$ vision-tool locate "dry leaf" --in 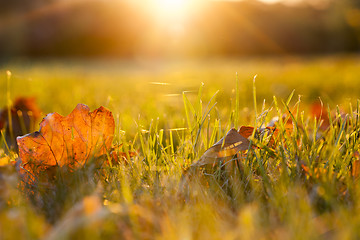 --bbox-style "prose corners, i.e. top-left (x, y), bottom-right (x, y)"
top-left (17, 104), bottom-right (115, 183)
top-left (192, 128), bottom-right (250, 167)
top-left (239, 125), bottom-right (283, 149)
top-left (109, 144), bottom-right (137, 165)
top-left (0, 97), bottom-right (41, 149)
top-left (239, 126), bottom-right (254, 139)
top-left (268, 125), bottom-right (294, 148)
top-left (181, 129), bottom-right (251, 198)
top-left (310, 101), bottom-right (330, 131)
top-left (265, 114), bottom-right (295, 148)
top-left (352, 151), bottom-right (360, 179)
